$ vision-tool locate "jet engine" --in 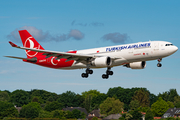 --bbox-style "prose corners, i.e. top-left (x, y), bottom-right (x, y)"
top-left (124, 61), bottom-right (146, 69)
top-left (91, 56), bottom-right (112, 67)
